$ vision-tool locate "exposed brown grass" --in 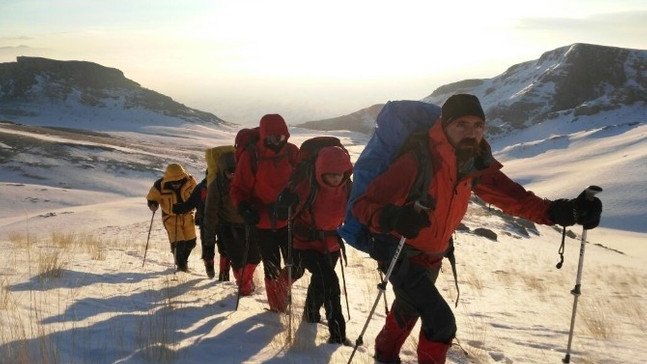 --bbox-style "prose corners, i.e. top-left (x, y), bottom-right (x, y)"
top-left (579, 297), bottom-right (614, 339)
top-left (37, 250), bottom-right (65, 280)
